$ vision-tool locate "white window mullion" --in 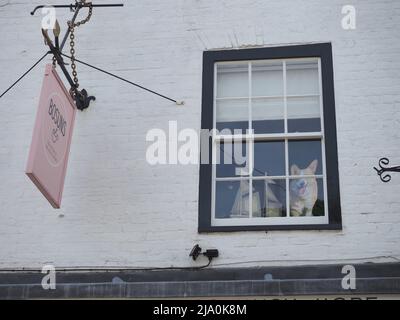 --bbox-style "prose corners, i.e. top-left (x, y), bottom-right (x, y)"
top-left (285, 138), bottom-right (290, 217)
top-left (212, 63), bottom-right (218, 222)
top-left (249, 138), bottom-right (254, 218)
top-left (283, 61), bottom-right (290, 217)
top-left (248, 62), bottom-right (253, 218)
top-left (248, 61), bottom-right (252, 134)
top-left (213, 63), bottom-right (217, 131)
top-left (283, 61), bottom-right (288, 134)
top-left (211, 141), bottom-right (217, 222)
